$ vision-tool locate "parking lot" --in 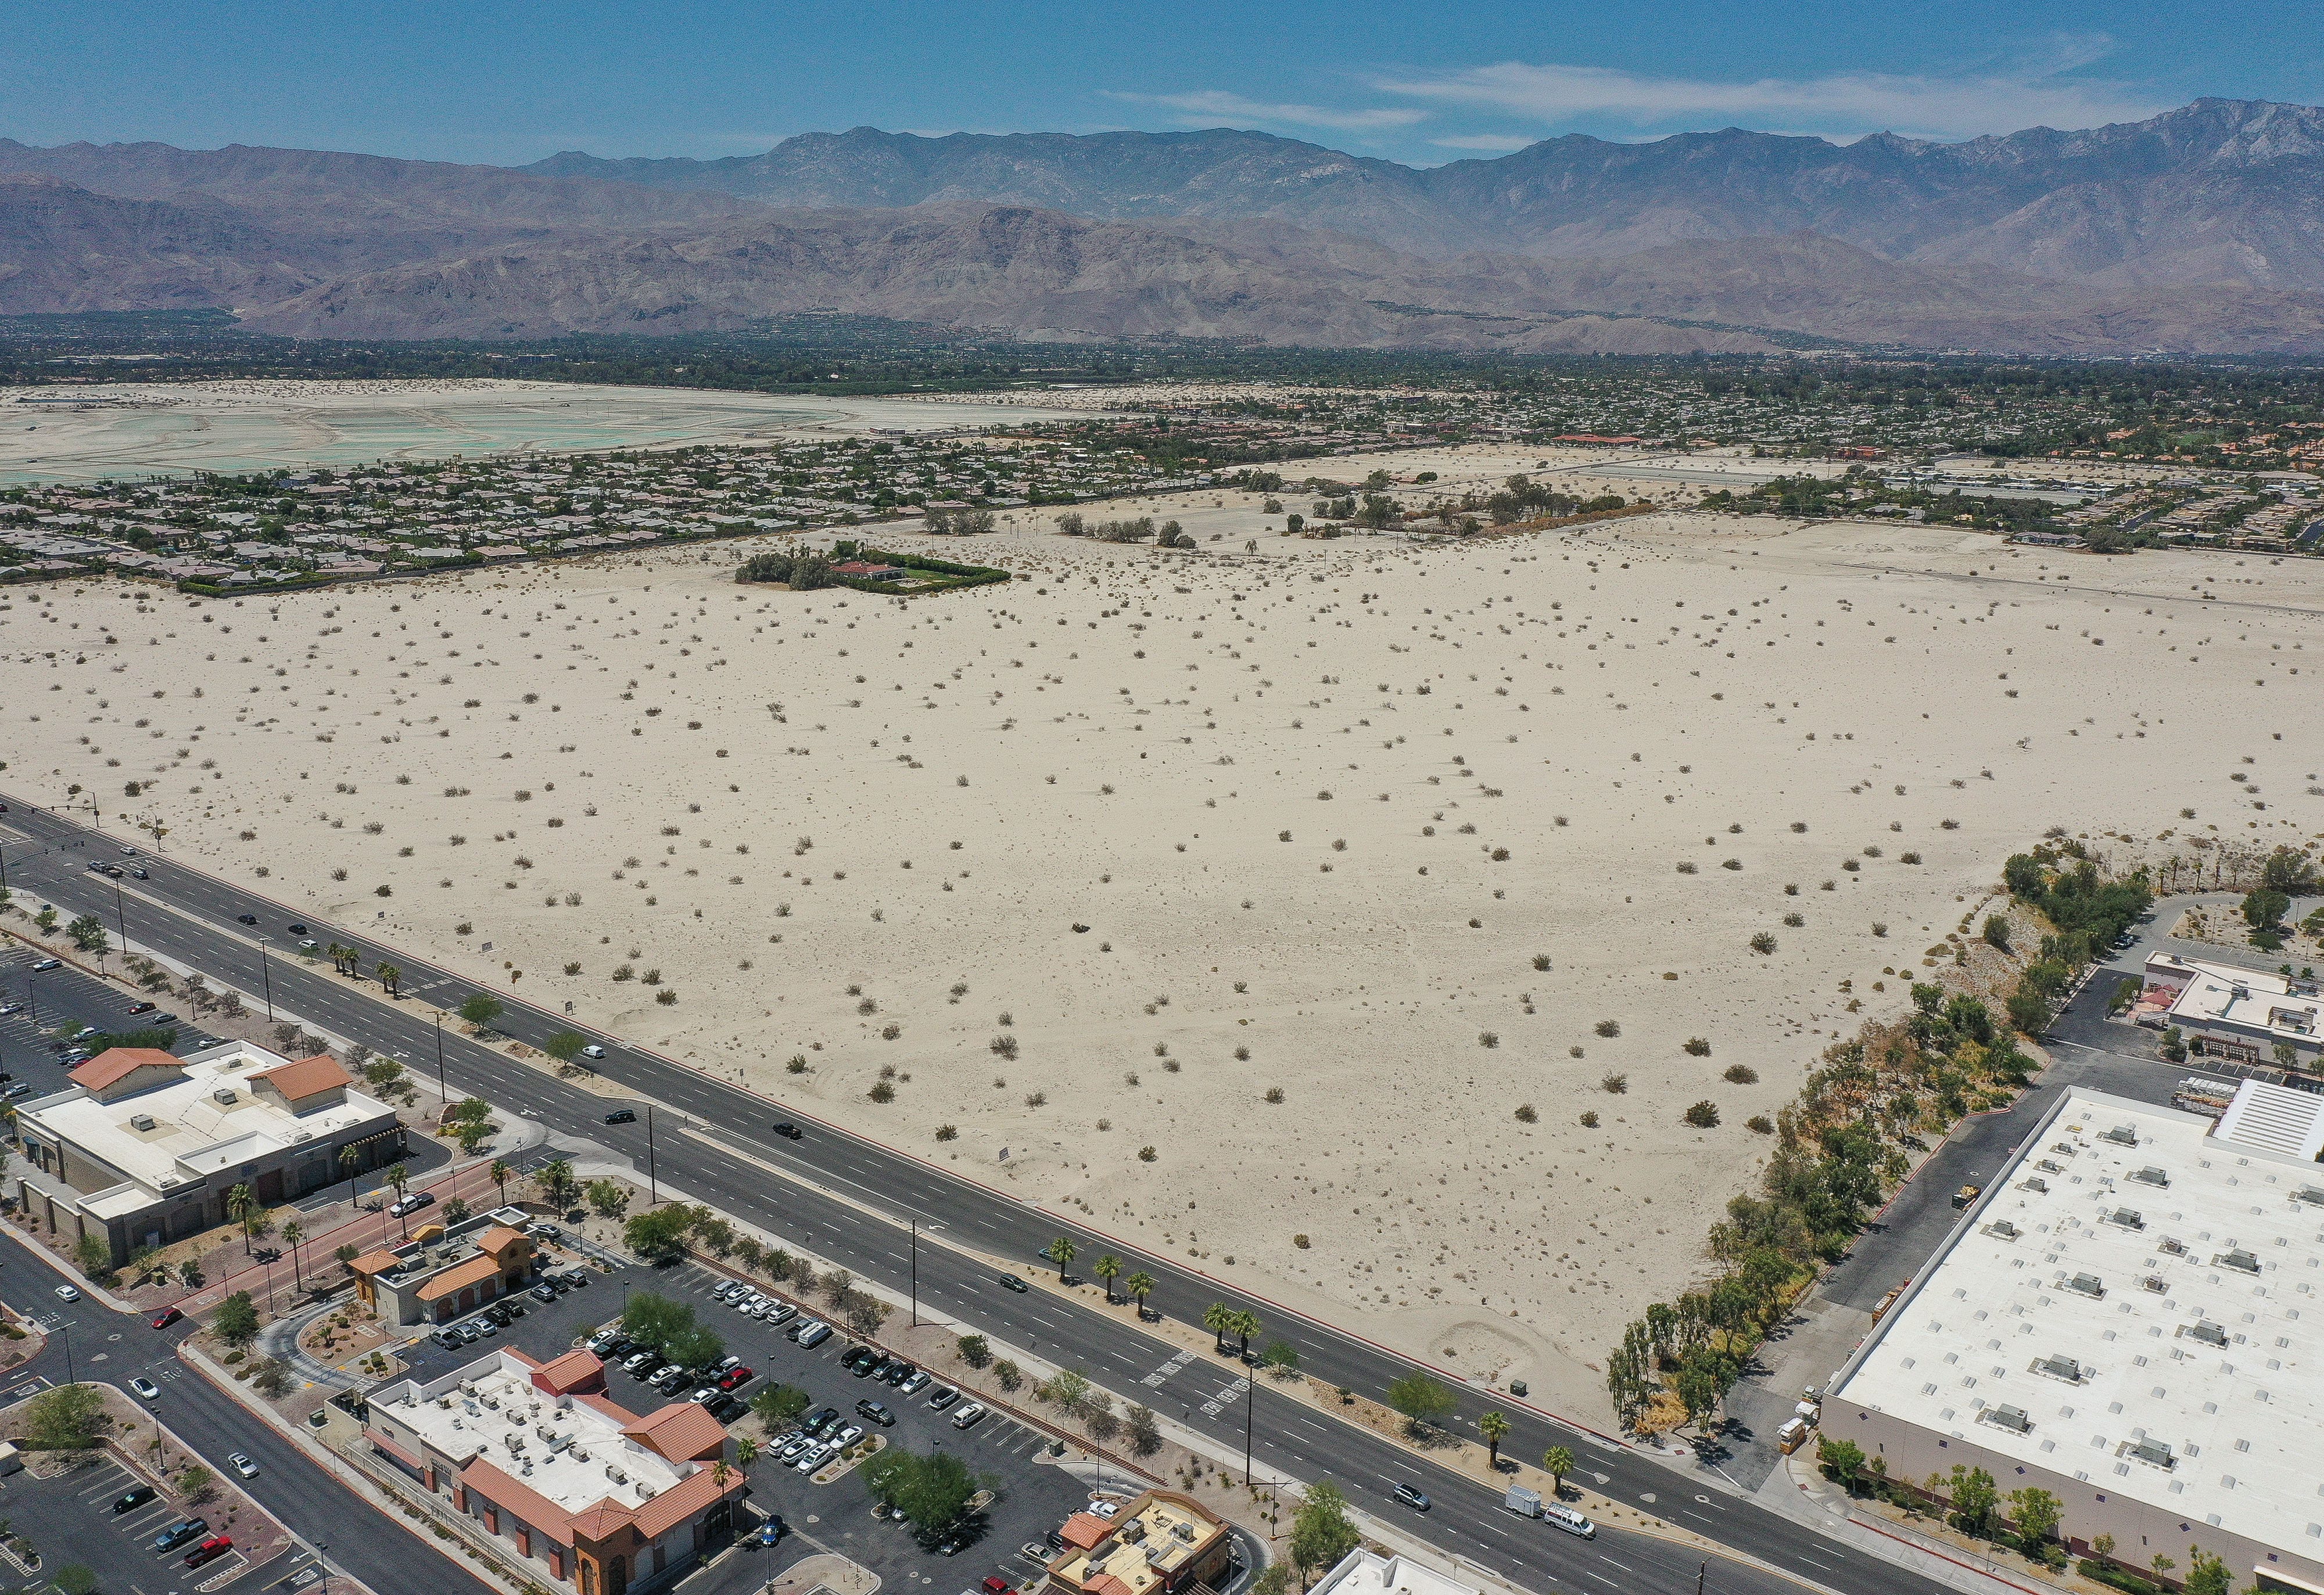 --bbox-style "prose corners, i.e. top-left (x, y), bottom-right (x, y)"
top-left (0, 1445), bottom-right (278, 1594)
top-left (380, 1258), bottom-right (1110, 1595)
top-left (0, 940), bottom-right (223, 1100)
